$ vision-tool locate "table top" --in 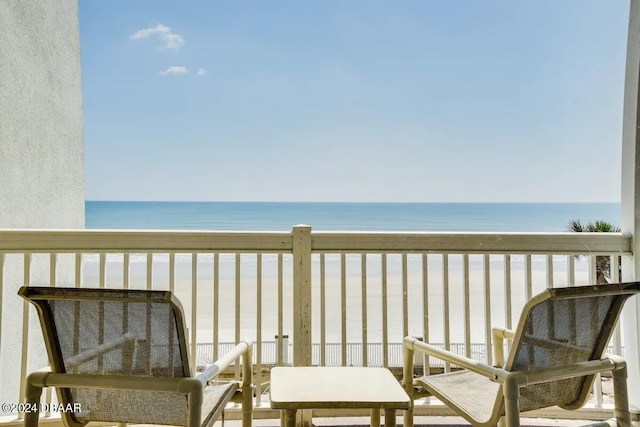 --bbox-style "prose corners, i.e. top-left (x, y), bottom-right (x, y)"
top-left (269, 367), bottom-right (411, 410)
